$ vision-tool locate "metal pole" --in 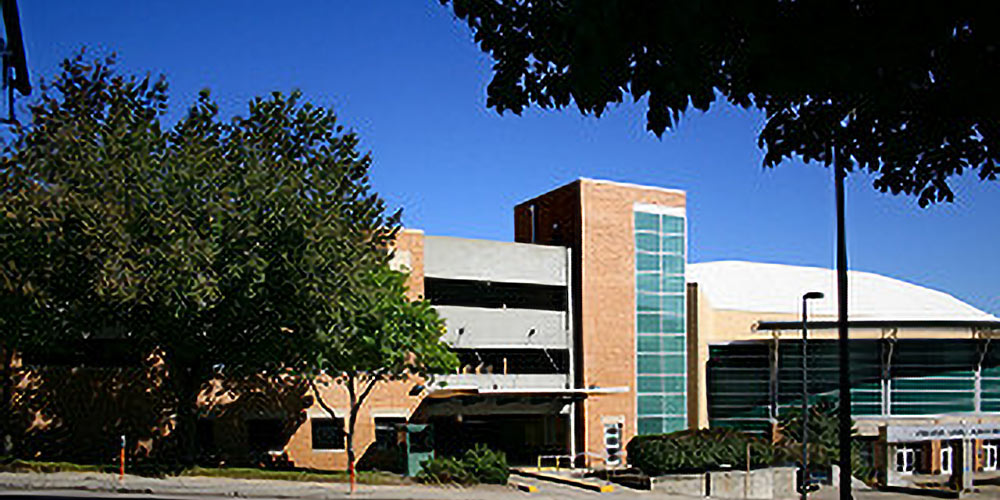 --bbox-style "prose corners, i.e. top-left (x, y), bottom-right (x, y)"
top-left (802, 296), bottom-right (809, 500)
top-left (835, 153), bottom-right (853, 499)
